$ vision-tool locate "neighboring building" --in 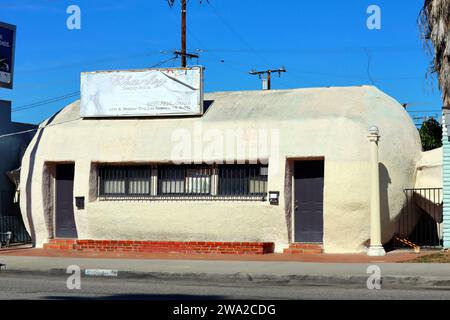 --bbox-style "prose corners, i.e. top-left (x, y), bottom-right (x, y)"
top-left (0, 100), bottom-right (36, 196)
top-left (442, 110), bottom-right (450, 248)
top-left (0, 100), bottom-right (36, 242)
top-left (20, 86), bottom-right (431, 253)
